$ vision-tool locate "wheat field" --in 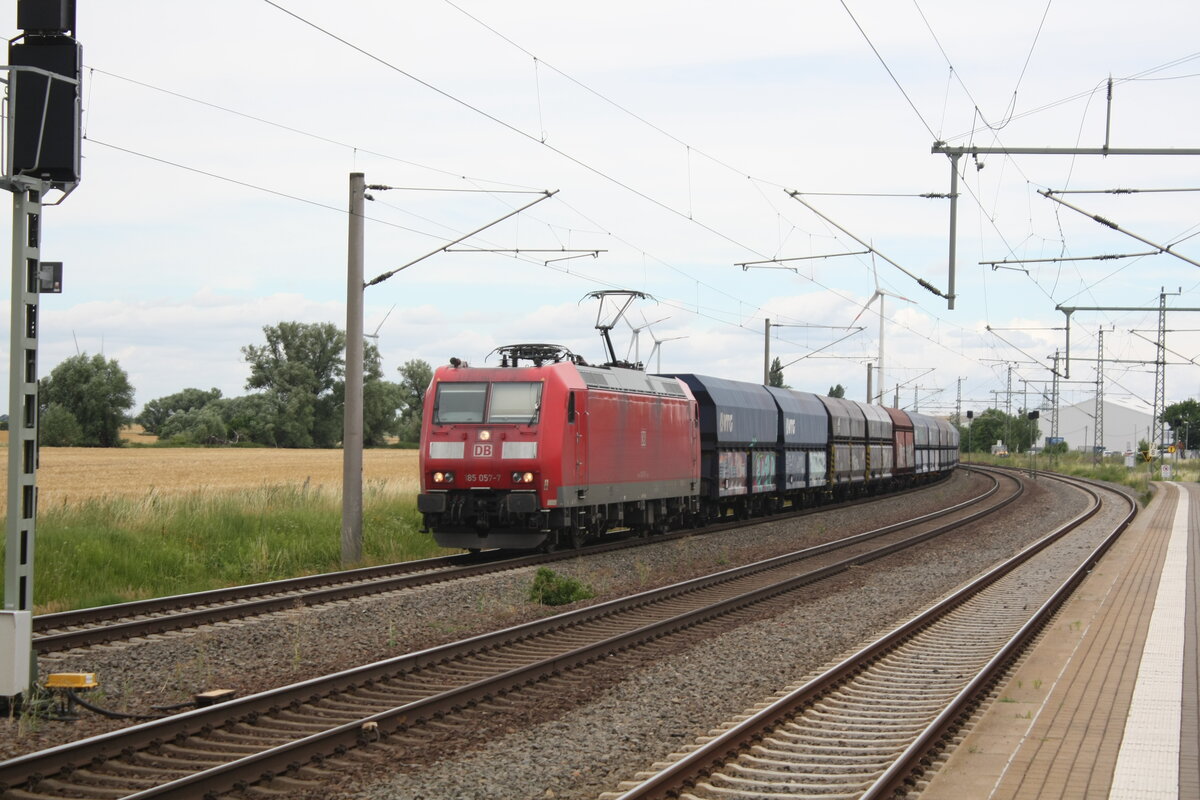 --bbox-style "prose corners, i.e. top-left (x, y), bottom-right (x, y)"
top-left (1, 438), bottom-right (421, 510)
